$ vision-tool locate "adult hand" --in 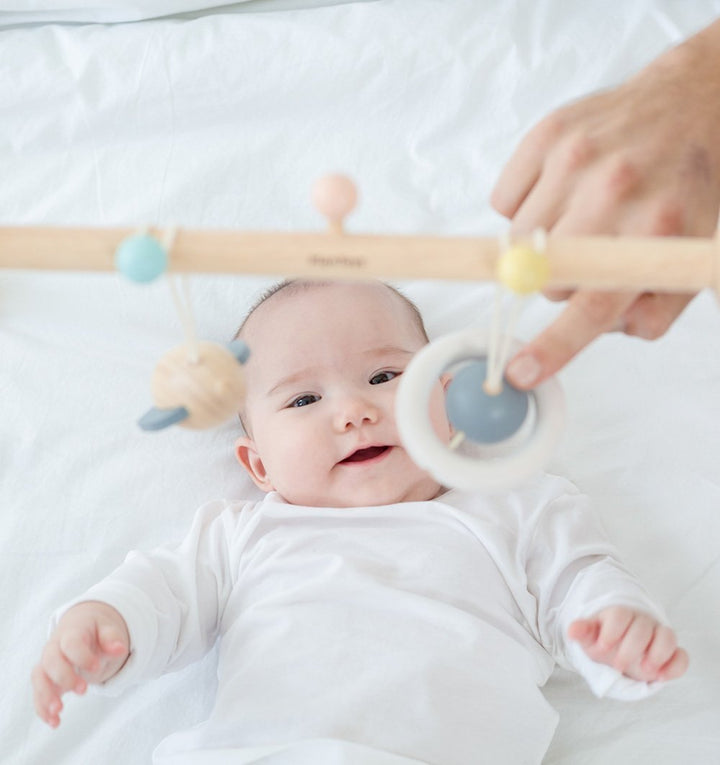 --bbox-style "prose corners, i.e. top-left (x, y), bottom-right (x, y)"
top-left (31, 601), bottom-right (130, 728)
top-left (492, 19), bottom-right (720, 389)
